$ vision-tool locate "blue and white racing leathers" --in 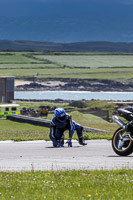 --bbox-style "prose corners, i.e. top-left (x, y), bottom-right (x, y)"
top-left (49, 114), bottom-right (83, 146)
